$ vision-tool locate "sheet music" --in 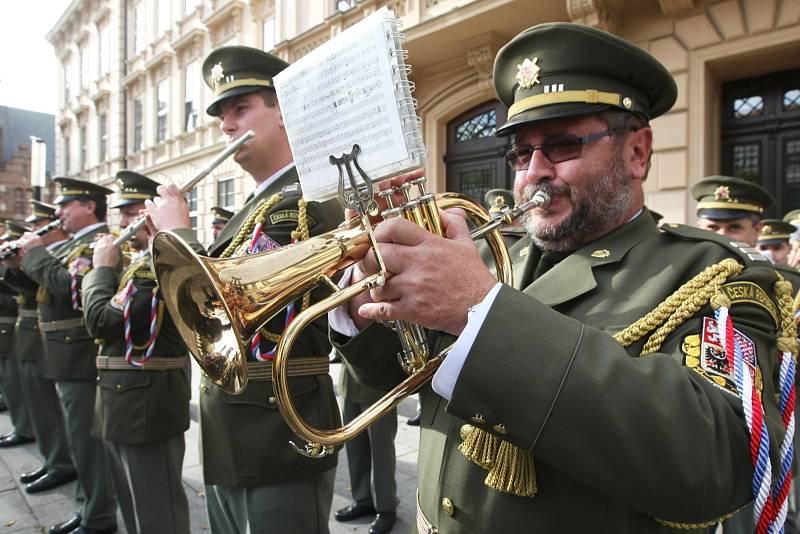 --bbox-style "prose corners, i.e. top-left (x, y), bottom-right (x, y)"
top-left (274, 8), bottom-right (425, 202)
